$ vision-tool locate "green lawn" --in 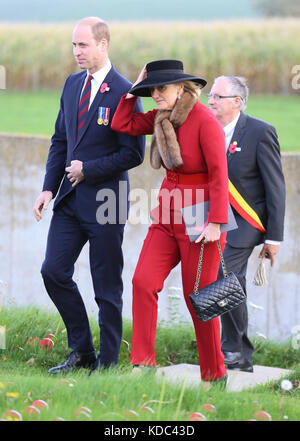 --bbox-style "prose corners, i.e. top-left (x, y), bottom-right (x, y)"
top-left (241, 95), bottom-right (300, 153)
top-left (0, 91), bottom-right (299, 151)
top-left (0, 91), bottom-right (61, 137)
top-left (0, 307), bottom-right (299, 422)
